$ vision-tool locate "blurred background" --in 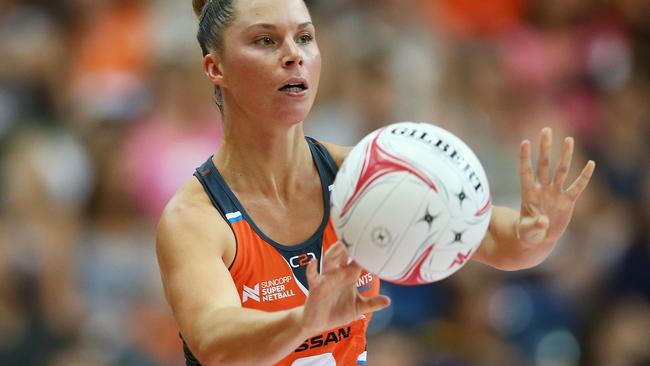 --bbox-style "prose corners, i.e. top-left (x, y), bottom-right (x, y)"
top-left (0, 0), bottom-right (648, 365)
